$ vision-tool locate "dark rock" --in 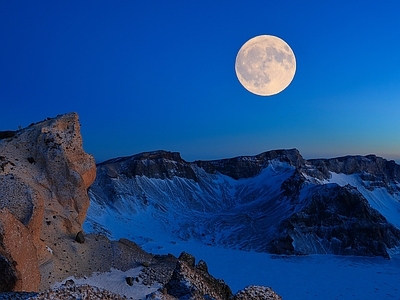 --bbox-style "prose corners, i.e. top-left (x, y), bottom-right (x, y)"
top-left (280, 169), bottom-right (306, 198)
top-left (195, 148), bottom-right (304, 179)
top-left (163, 257), bottom-right (233, 300)
top-left (0, 131), bottom-right (16, 140)
top-left (268, 235), bottom-right (295, 255)
top-left (269, 184), bottom-right (400, 258)
top-left (0, 254), bottom-right (18, 292)
top-left (125, 276), bottom-right (134, 286)
top-left (196, 259), bottom-right (208, 273)
top-left (75, 231), bottom-right (85, 244)
top-left (27, 157), bottom-right (36, 164)
top-left (142, 261), bottom-right (150, 267)
top-left (99, 150), bottom-right (198, 181)
top-left (64, 279), bottom-right (75, 286)
top-left (308, 155), bottom-right (400, 186)
top-left (178, 251), bottom-right (195, 268)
